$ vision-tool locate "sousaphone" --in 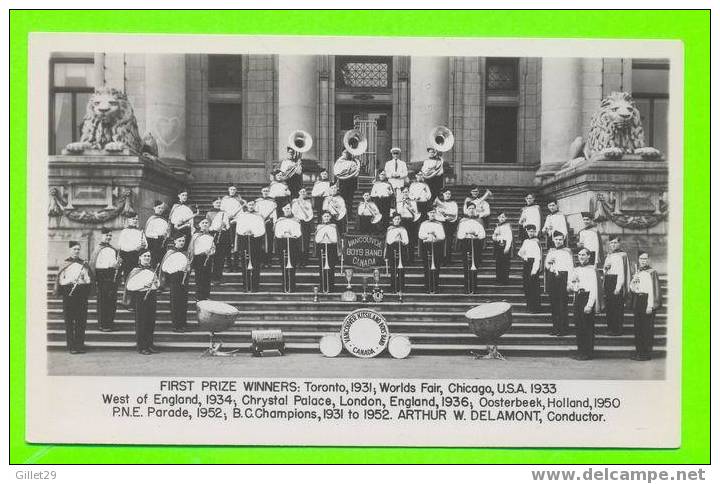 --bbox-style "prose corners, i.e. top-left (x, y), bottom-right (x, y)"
top-left (429, 126), bottom-right (455, 153)
top-left (343, 129), bottom-right (368, 156)
top-left (288, 130), bottom-right (313, 154)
